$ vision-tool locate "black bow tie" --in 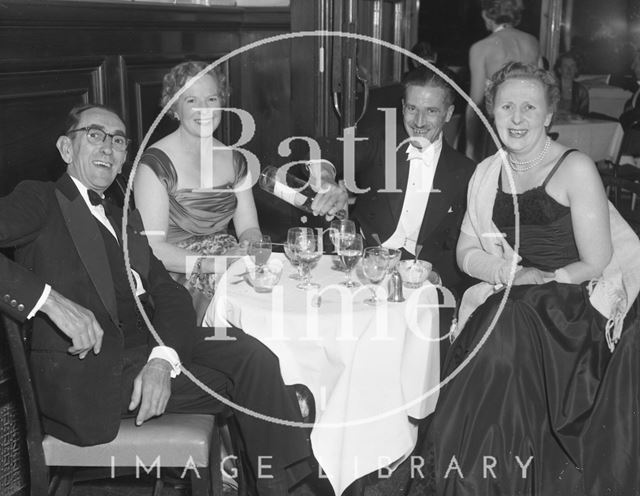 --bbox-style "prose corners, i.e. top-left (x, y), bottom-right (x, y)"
top-left (87, 190), bottom-right (113, 216)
